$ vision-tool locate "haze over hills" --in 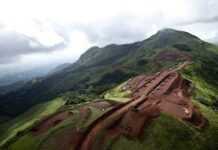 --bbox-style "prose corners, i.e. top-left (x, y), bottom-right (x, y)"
top-left (0, 64), bottom-right (66, 95)
top-left (0, 28), bottom-right (218, 121)
top-left (48, 63), bottom-right (72, 75)
top-left (0, 30), bottom-right (67, 87)
top-left (0, 66), bottom-right (53, 87)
